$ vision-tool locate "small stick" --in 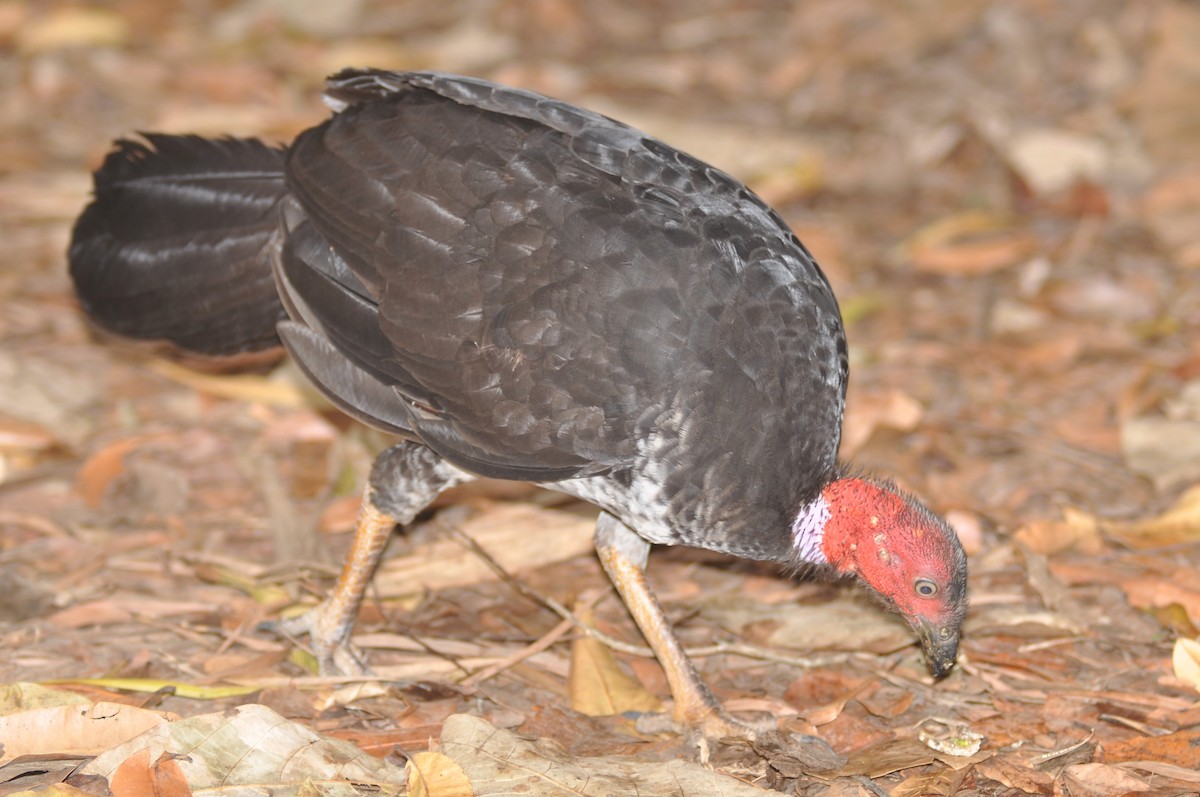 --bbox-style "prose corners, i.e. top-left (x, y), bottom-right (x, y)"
top-left (459, 616), bottom-right (574, 690)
